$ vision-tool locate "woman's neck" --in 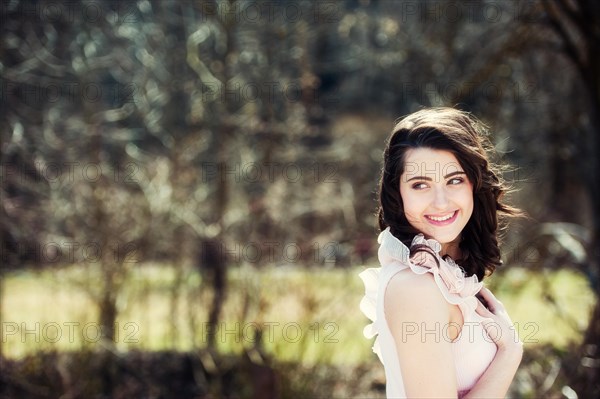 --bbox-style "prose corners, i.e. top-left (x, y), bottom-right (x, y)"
top-left (440, 240), bottom-right (462, 259)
